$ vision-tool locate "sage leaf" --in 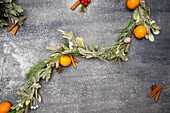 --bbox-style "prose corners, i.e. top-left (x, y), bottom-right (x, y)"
top-left (38, 94), bottom-right (42, 102)
top-left (148, 33), bottom-right (155, 42)
top-left (76, 37), bottom-right (85, 48)
top-left (25, 100), bottom-right (31, 105)
top-left (132, 8), bottom-right (139, 20)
